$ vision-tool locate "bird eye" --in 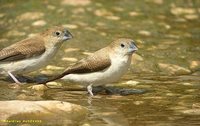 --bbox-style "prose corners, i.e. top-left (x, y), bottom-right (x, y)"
top-left (120, 43), bottom-right (125, 48)
top-left (55, 31), bottom-right (61, 36)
